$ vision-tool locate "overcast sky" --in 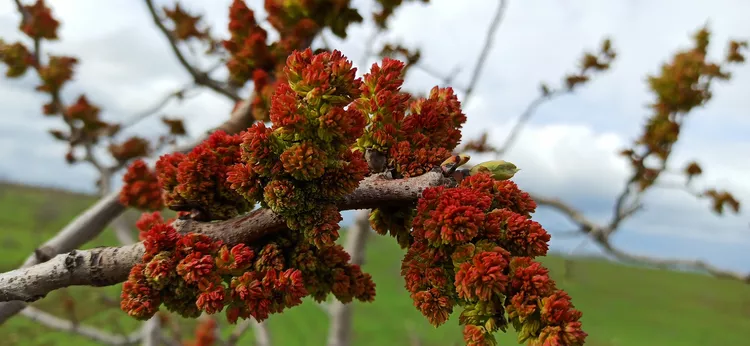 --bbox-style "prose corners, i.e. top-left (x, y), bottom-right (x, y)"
top-left (0, 0), bottom-right (748, 274)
